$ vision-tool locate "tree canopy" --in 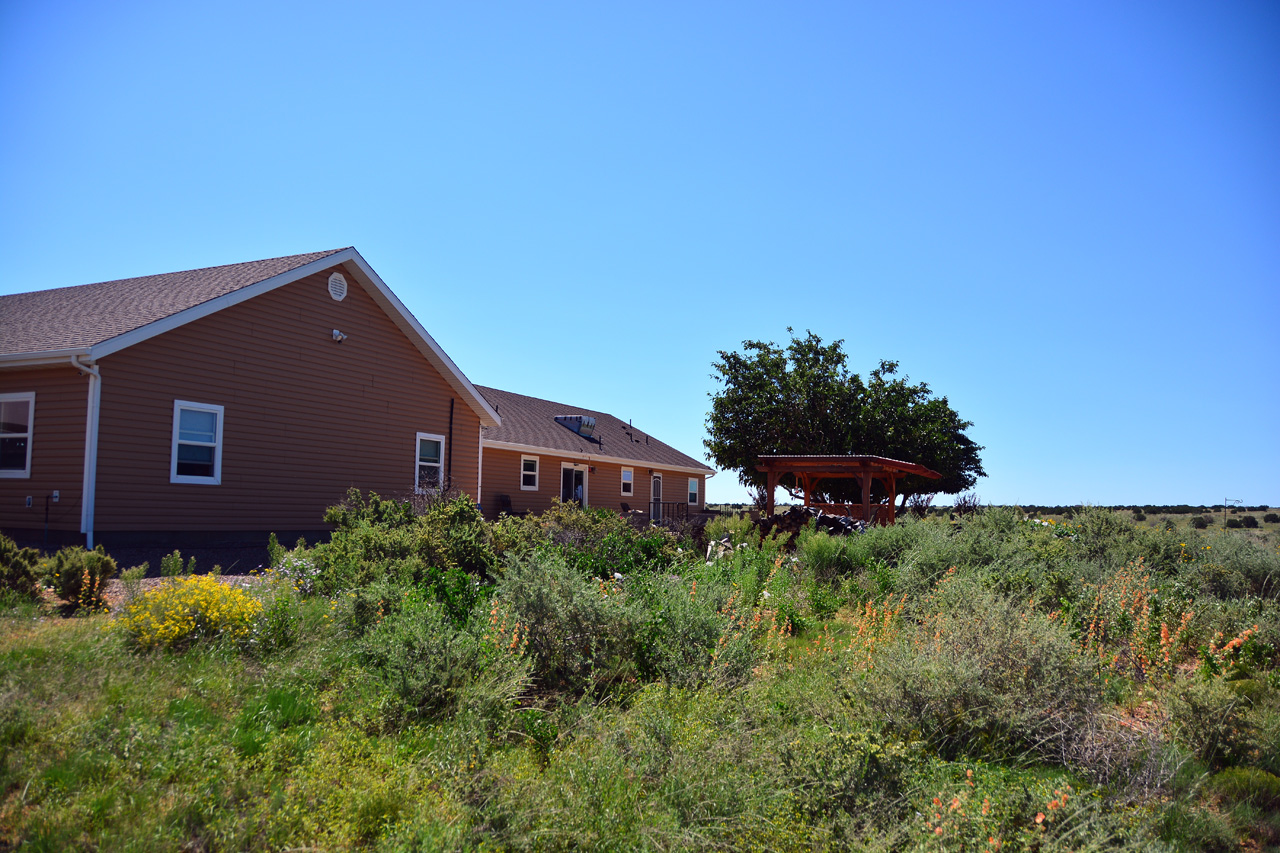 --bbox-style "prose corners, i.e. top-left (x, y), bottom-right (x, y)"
top-left (704, 330), bottom-right (985, 505)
